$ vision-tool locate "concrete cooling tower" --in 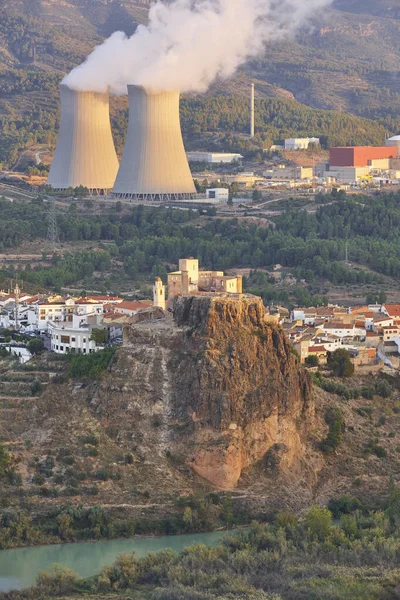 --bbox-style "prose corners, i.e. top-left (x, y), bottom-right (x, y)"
top-left (113, 86), bottom-right (196, 200)
top-left (47, 85), bottom-right (119, 194)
